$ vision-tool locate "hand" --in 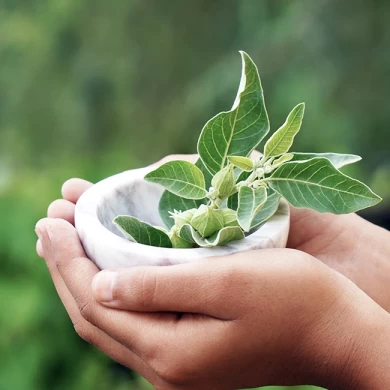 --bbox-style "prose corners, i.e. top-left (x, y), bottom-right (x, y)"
top-left (36, 176), bottom-right (390, 389)
top-left (288, 205), bottom-right (390, 312)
